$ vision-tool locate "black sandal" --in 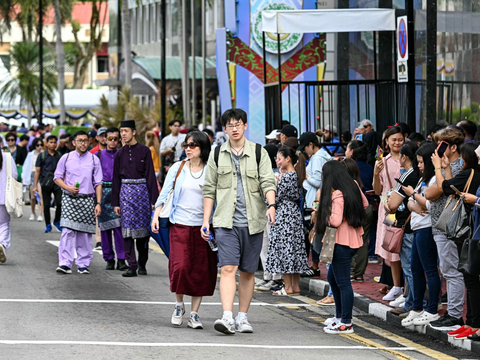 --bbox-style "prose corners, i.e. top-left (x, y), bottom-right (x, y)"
top-left (351, 276), bottom-right (364, 282)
